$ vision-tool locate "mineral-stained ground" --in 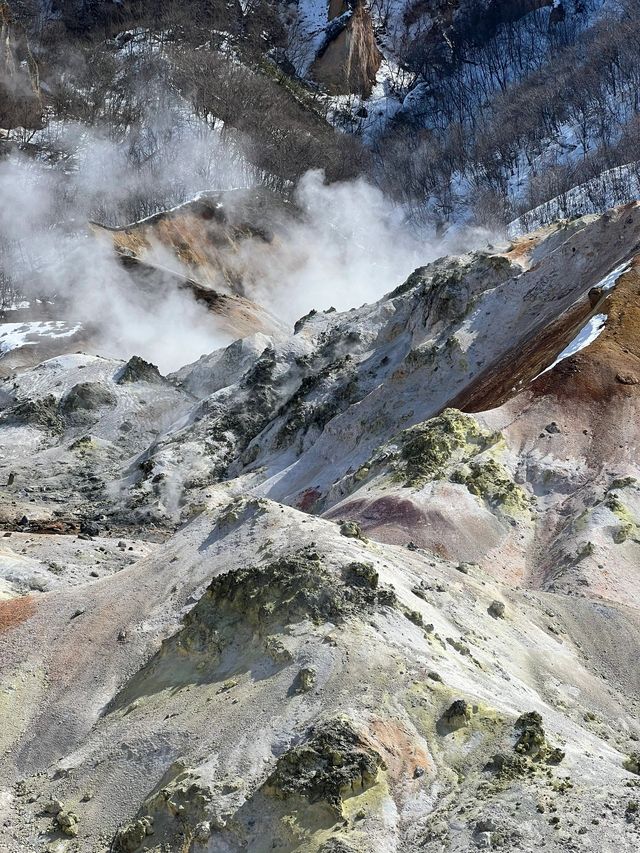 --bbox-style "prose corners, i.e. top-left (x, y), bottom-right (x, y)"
top-left (2, 205), bottom-right (640, 851)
